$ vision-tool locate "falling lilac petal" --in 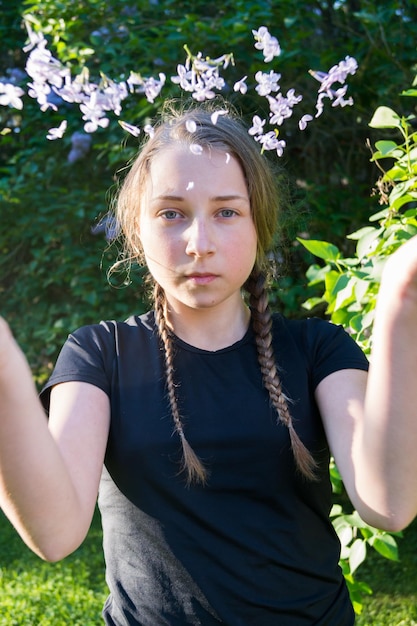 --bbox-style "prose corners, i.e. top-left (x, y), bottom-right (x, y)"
top-left (186, 119), bottom-right (197, 133)
top-left (189, 143), bottom-right (203, 155)
top-left (211, 109), bottom-right (228, 124)
top-left (119, 120), bottom-right (141, 137)
top-left (46, 119), bottom-right (67, 140)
